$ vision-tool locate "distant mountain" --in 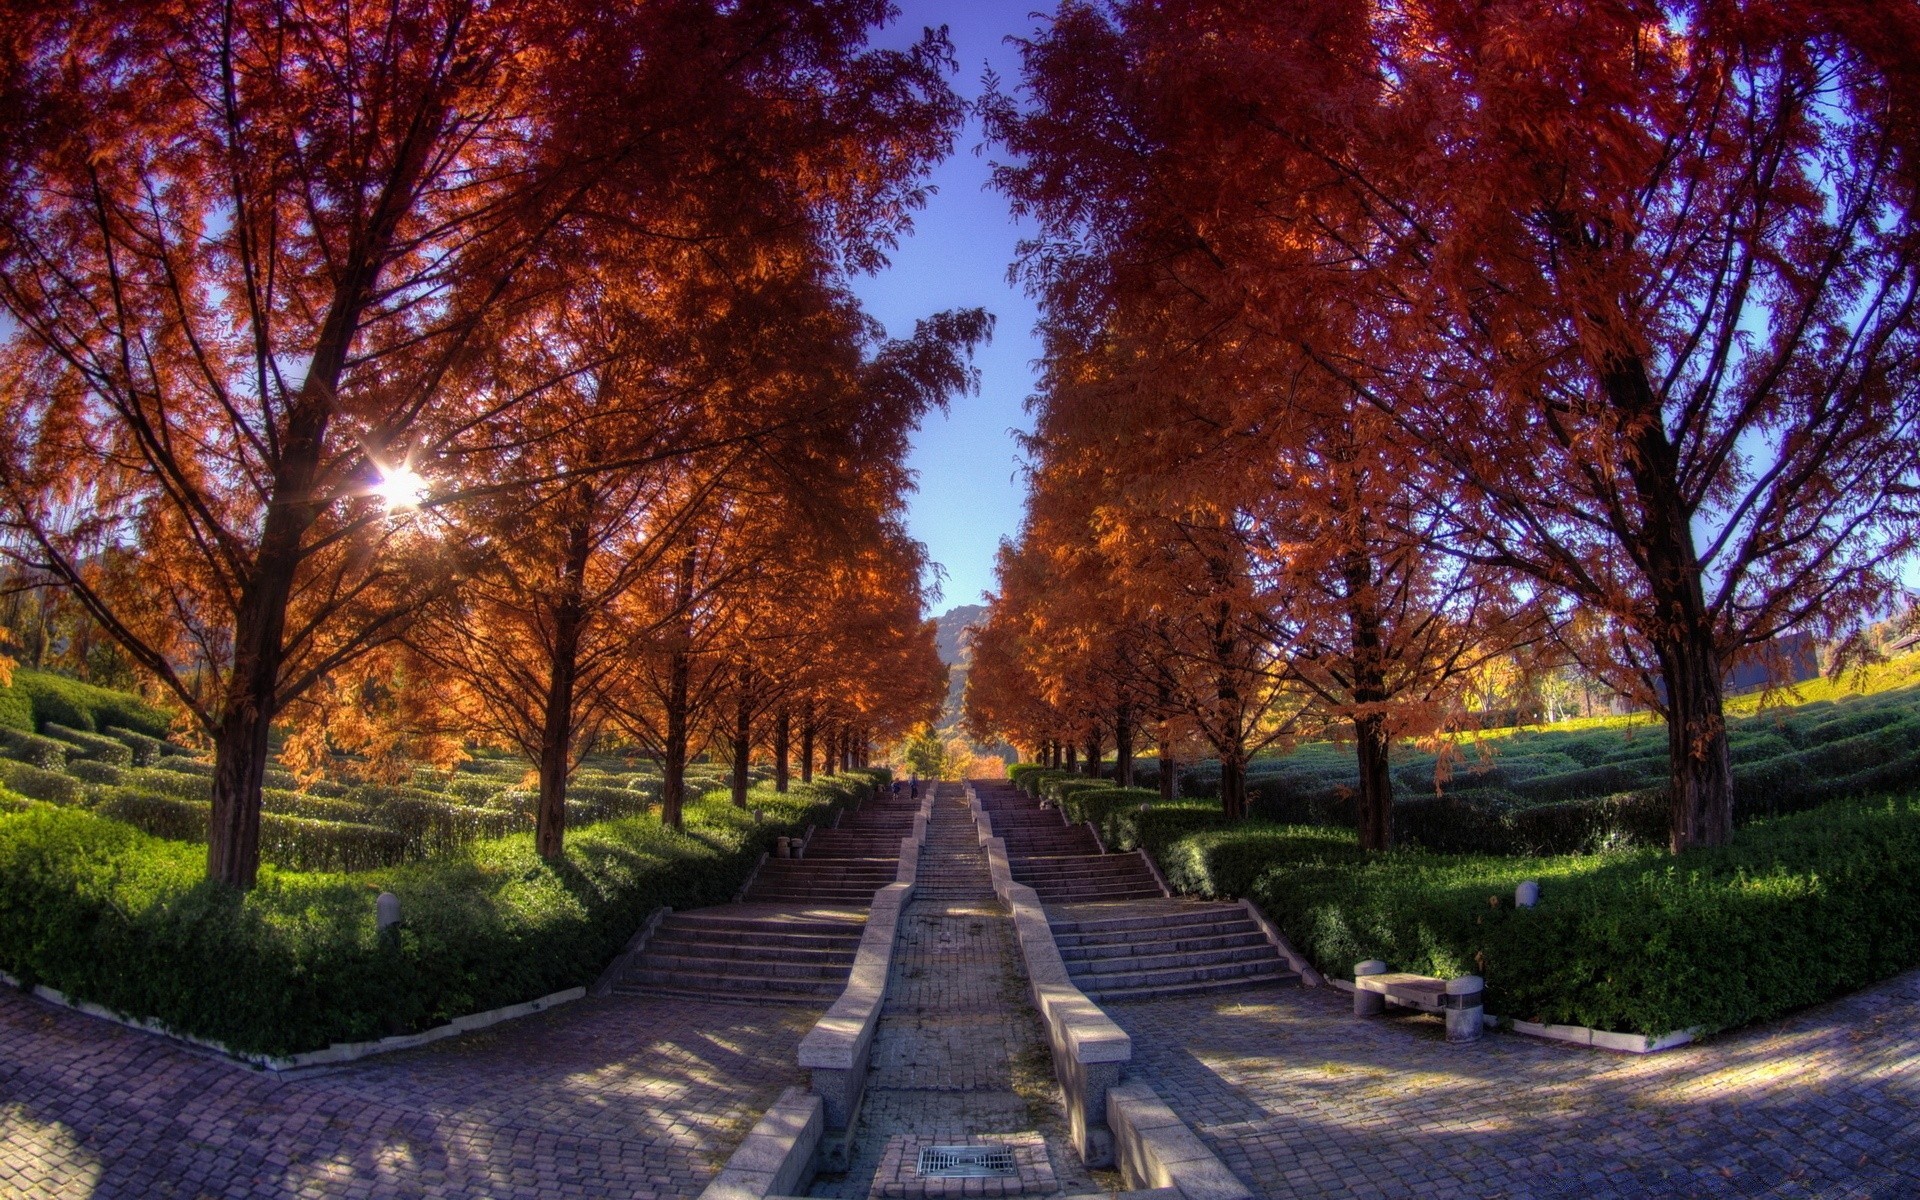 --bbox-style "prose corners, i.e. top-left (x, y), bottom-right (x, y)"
top-left (933, 604), bottom-right (987, 667)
